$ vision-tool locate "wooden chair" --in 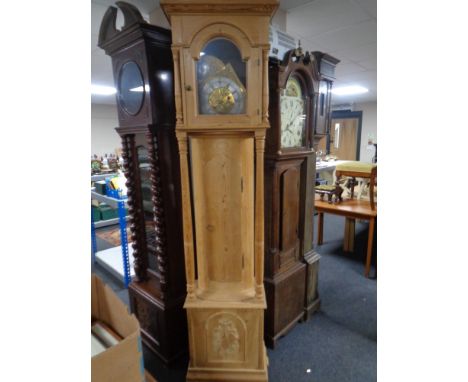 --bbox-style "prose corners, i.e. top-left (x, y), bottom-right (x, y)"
top-left (335, 162), bottom-right (377, 210)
